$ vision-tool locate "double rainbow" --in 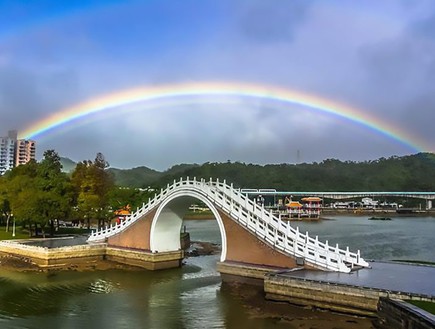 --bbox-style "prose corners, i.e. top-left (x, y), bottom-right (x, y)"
top-left (20, 82), bottom-right (429, 152)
